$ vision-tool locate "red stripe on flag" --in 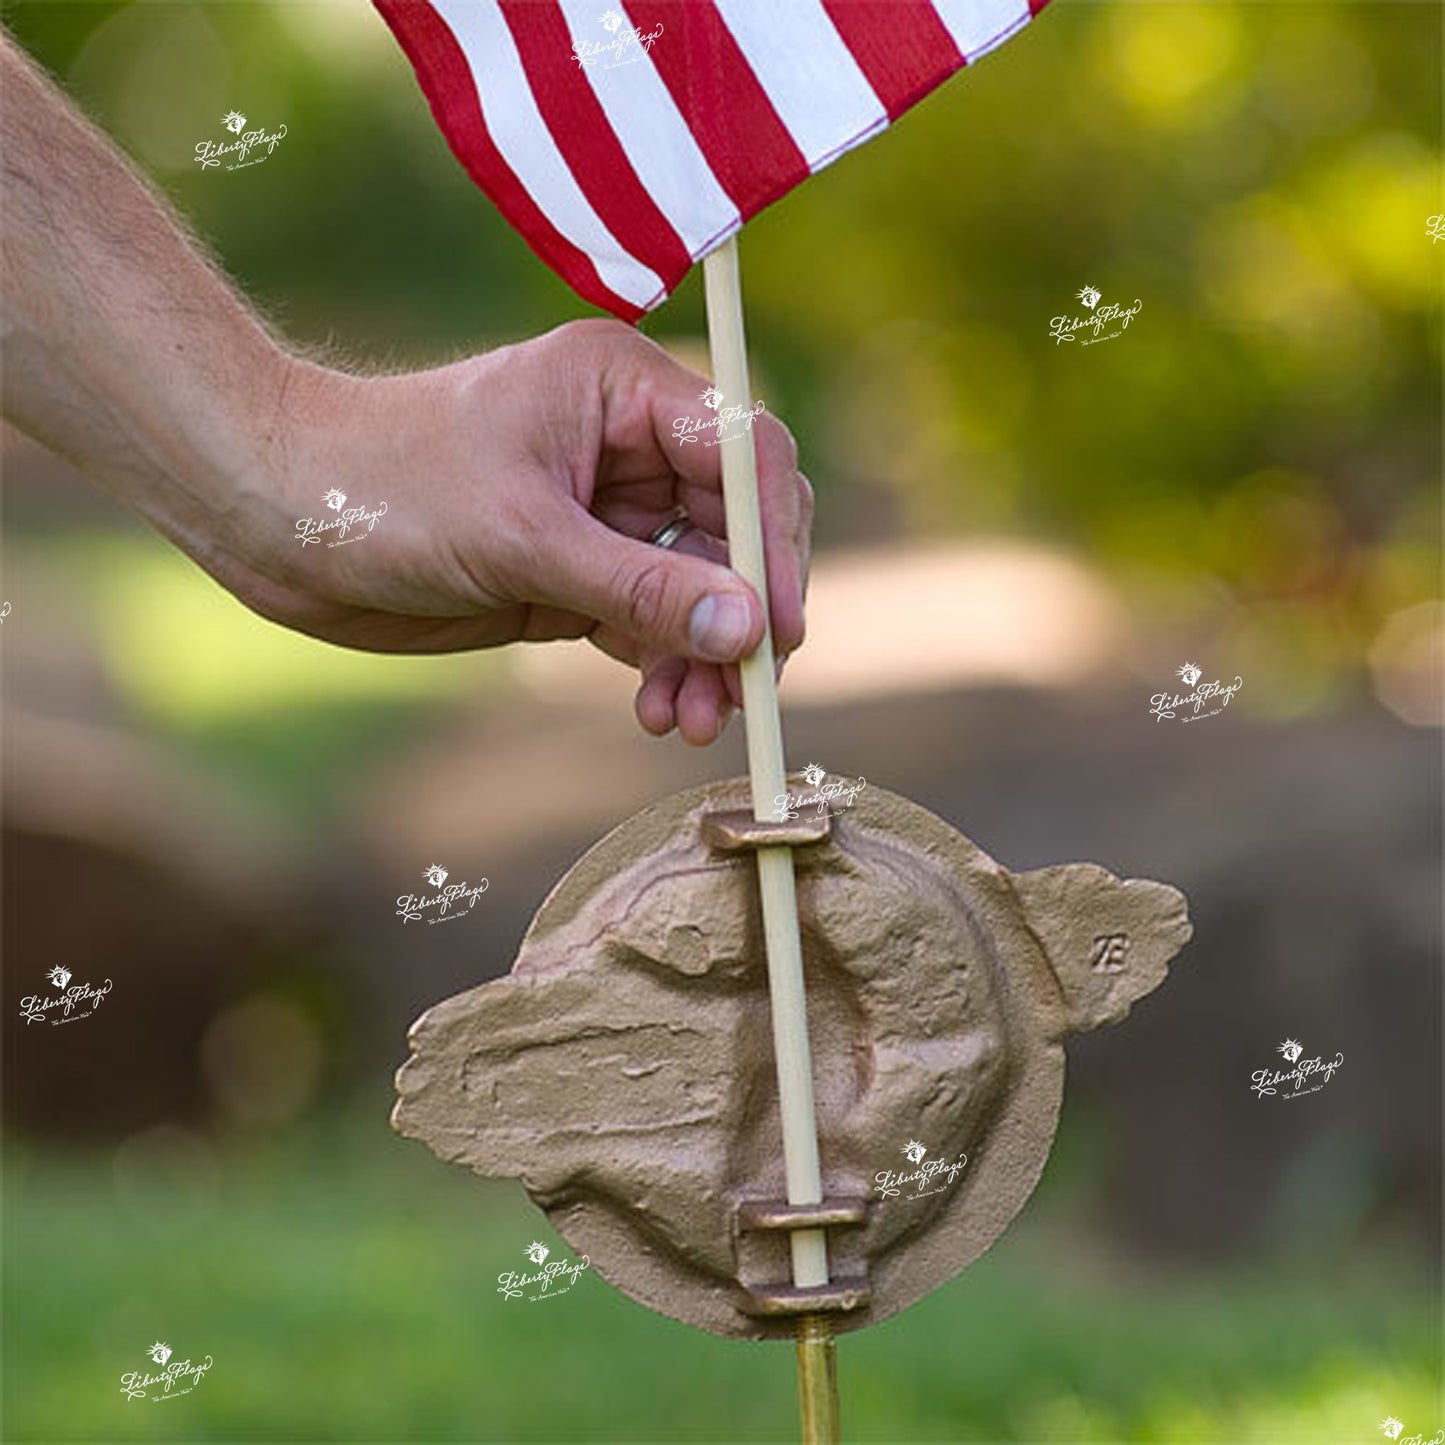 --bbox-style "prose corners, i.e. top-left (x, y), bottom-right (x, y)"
top-left (373, 0), bottom-right (646, 321)
top-left (637, 1), bottom-right (809, 226)
top-left (500, 1), bottom-right (693, 298)
top-left (821, 2), bottom-right (964, 122)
